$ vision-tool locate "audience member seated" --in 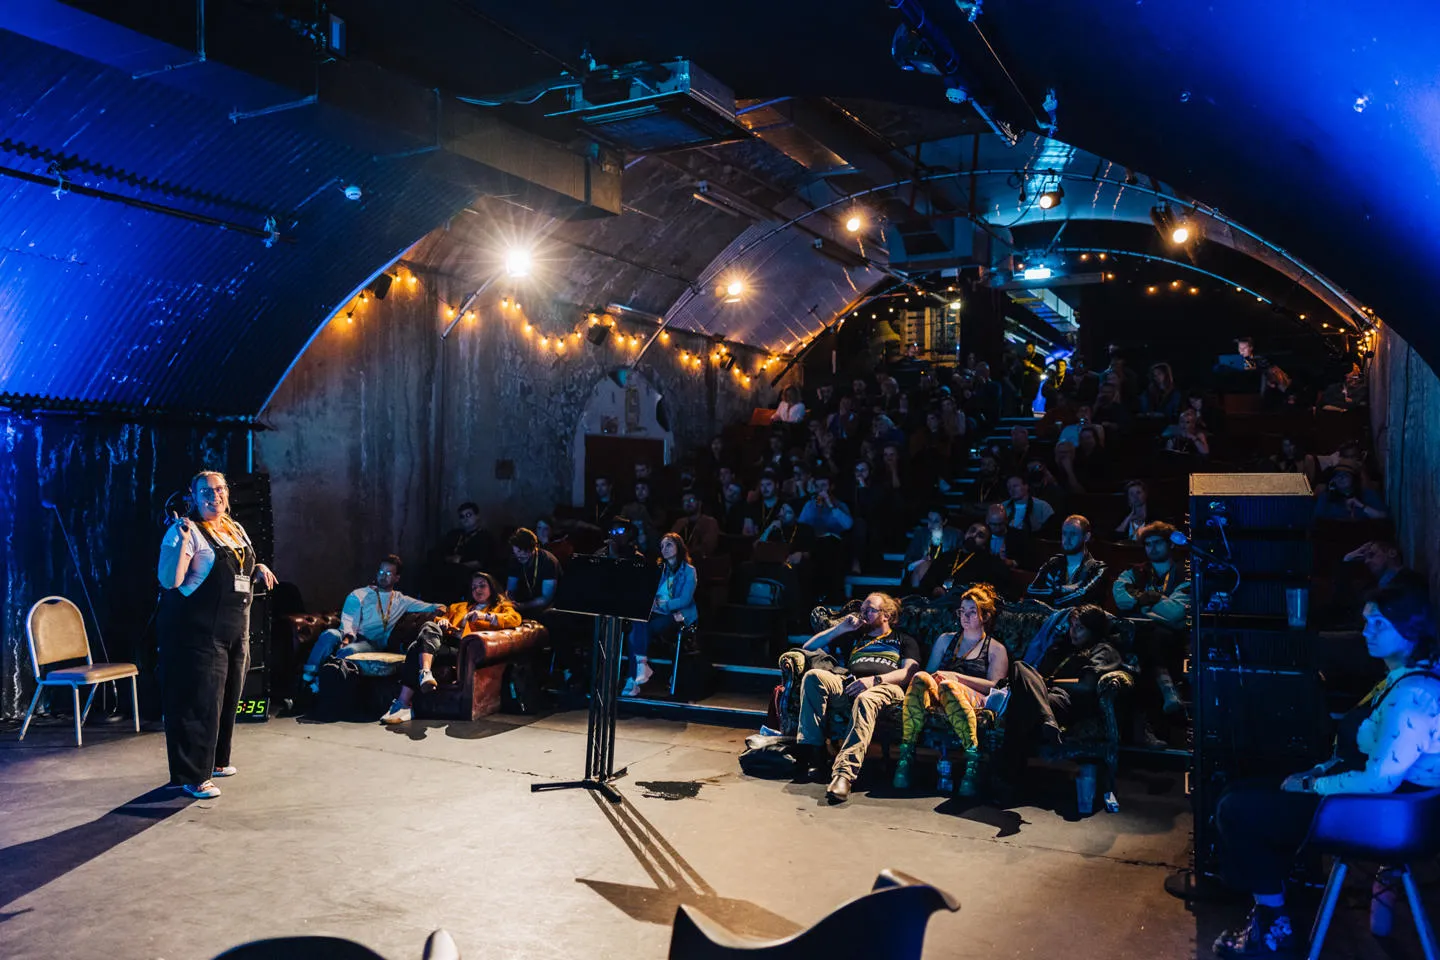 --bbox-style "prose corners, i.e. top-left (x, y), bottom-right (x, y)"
top-left (1026, 515), bottom-right (1108, 608)
top-left (756, 431), bottom-right (788, 475)
top-left (1092, 379), bottom-right (1132, 433)
top-left (1210, 588), bottom-right (1440, 959)
top-left (1002, 474), bottom-right (1056, 534)
top-left (1114, 480), bottom-right (1151, 541)
top-left (744, 472), bottom-right (784, 538)
top-left (302, 554), bottom-right (446, 685)
top-left (1161, 408), bottom-right (1211, 459)
top-left (1139, 362), bottom-right (1181, 419)
top-left (594, 518), bottom-right (644, 561)
top-left (1057, 403), bottom-right (1105, 449)
top-left (1269, 435), bottom-right (1319, 489)
top-left (1319, 369), bottom-right (1368, 412)
top-left (1002, 605), bottom-right (1133, 770)
top-left (827, 395), bottom-right (860, 445)
top-left (810, 382), bottom-right (838, 421)
top-left (792, 593), bottom-right (920, 803)
top-left (1317, 439), bottom-right (1375, 489)
top-left (970, 454), bottom-right (1004, 506)
top-left (985, 503), bottom-right (1032, 571)
top-left (916, 521), bottom-right (1018, 600)
top-left (774, 385), bottom-right (806, 423)
top-left (1261, 364), bottom-right (1299, 409)
top-left (697, 436), bottom-right (729, 483)
top-left (534, 517), bottom-right (574, 570)
top-left (998, 426), bottom-right (1033, 478)
top-left (1112, 522), bottom-right (1192, 728)
top-left (717, 480), bottom-right (750, 537)
top-left (429, 502), bottom-right (495, 601)
top-left (892, 584), bottom-right (1009, 797)
top-left (586, 475), bottom-right (622, 531)
top-left (671, 491), bottom-right (721, 559)
top-left (619, 481), bottom-right (663, 555)
top-left (799, 471), bottom-right (855, 602)
top-left (381, 572), bottom-right (521, 724)
top-left (1344, 539), bottom-right (1426, 595)
top-left (505, 528), bottom-right (561, 617)
top-left (622, 533), bottom-right (698, 697)
top-left (1053, 441), bottom-right (1085, 495)
top-left (1314, 462), bottom-right (1387, 521)
top-left (900, 508), bottom-right (962, 593)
